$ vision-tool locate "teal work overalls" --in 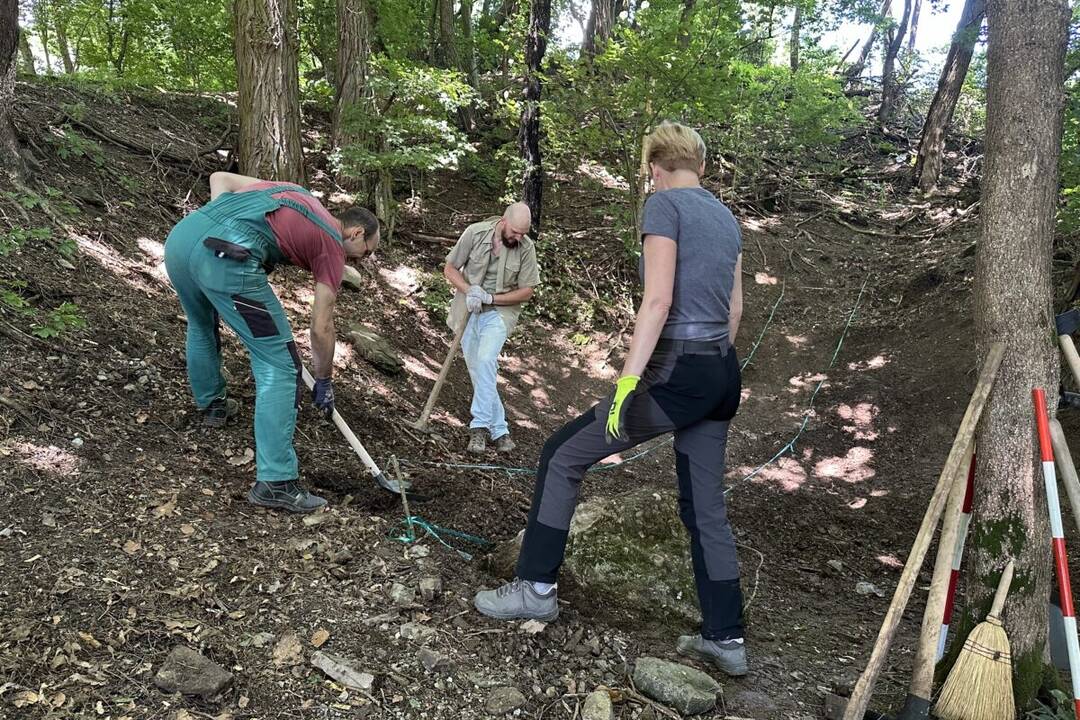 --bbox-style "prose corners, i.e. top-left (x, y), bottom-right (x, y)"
top-left (163, 187), bottom-right (342, 483)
